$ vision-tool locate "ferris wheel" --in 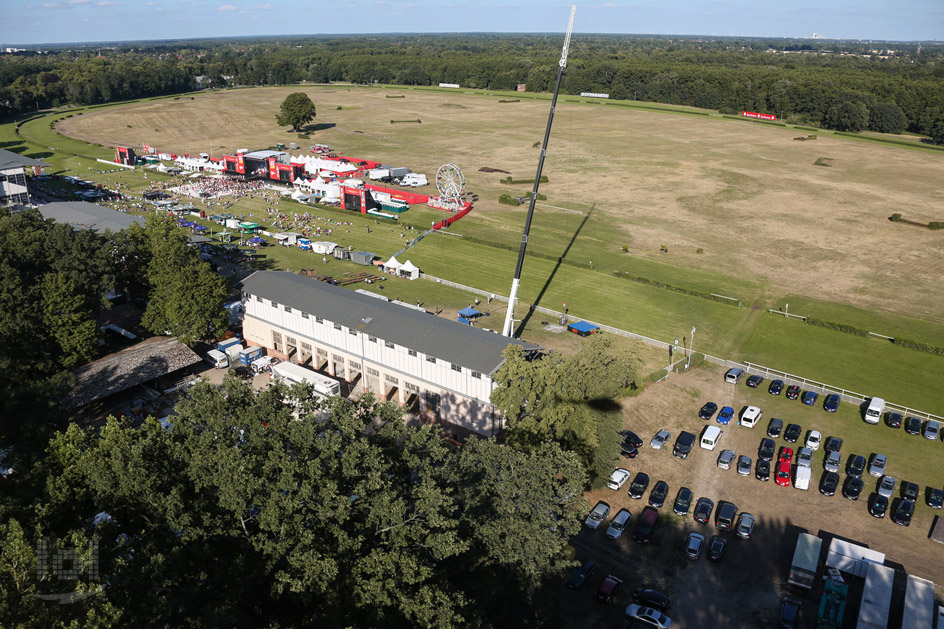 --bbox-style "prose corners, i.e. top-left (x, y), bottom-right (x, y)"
top-left (436, 163), bottom-right (465, 212)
